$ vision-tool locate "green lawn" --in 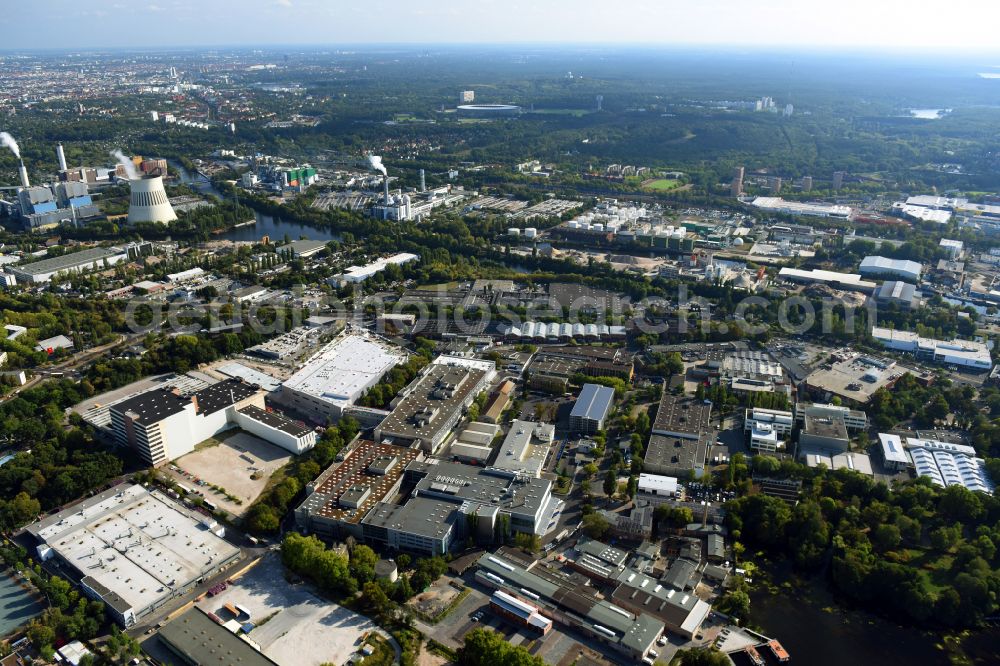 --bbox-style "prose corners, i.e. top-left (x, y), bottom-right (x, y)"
top-left (359, 635), bottom-right (394, 666)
